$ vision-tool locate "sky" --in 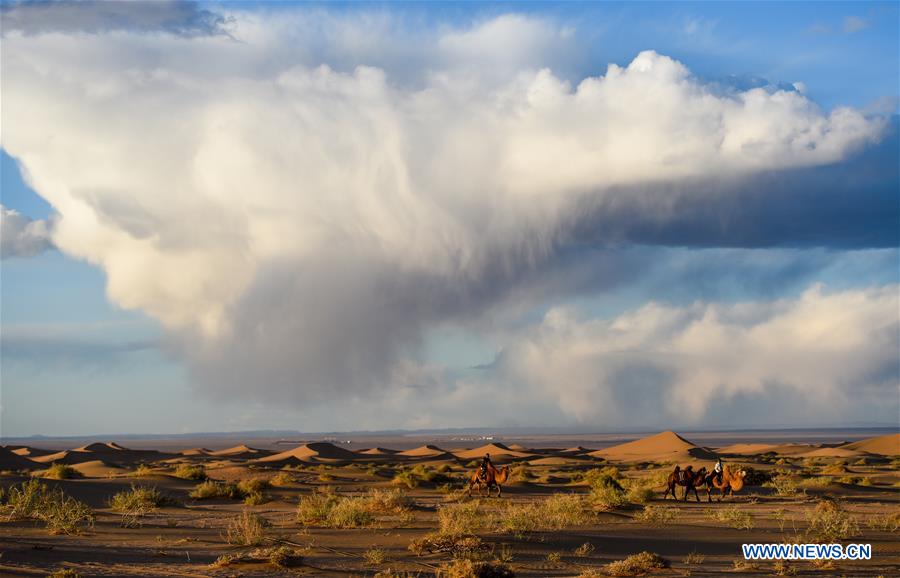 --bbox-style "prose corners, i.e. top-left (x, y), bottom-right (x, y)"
top-left (1, 1), bottom-right (898, 437)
